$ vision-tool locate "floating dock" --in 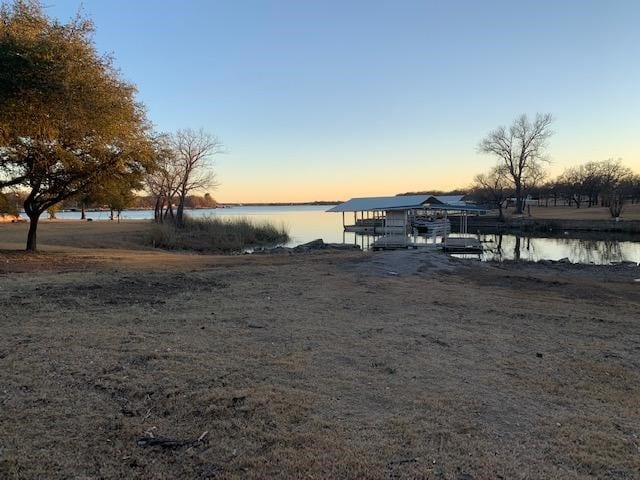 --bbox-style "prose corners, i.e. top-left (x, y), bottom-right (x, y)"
top-left (442, 237), bottom-right (483, 253)
top-left (372, 235), bottom-right (442, 251)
